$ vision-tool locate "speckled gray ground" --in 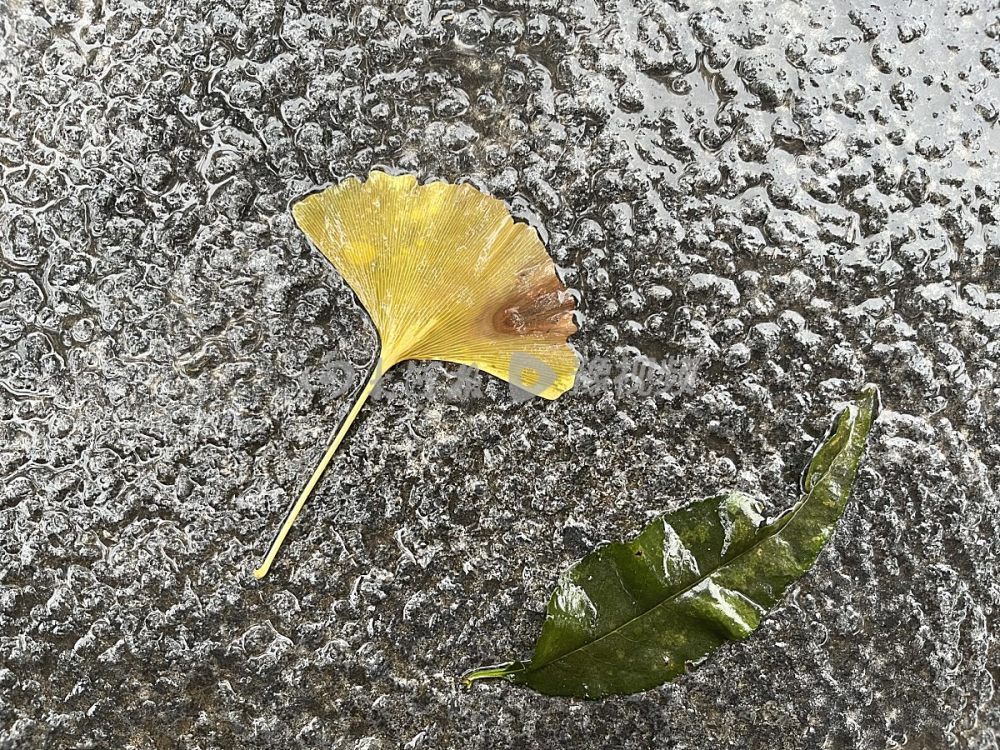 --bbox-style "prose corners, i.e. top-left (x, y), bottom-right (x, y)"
top-left (1, 0), bottom-right (999, 748)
